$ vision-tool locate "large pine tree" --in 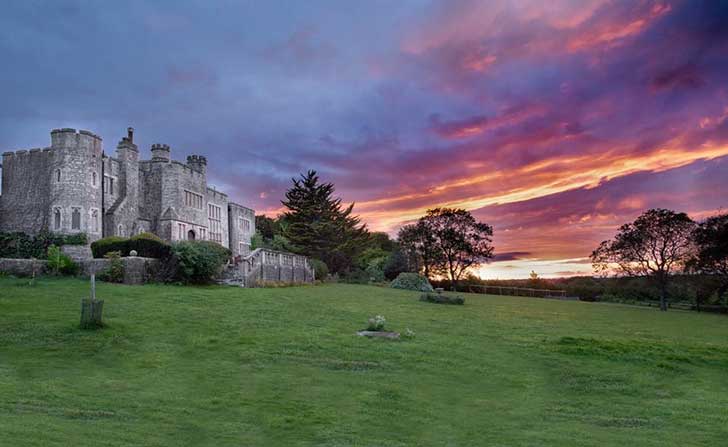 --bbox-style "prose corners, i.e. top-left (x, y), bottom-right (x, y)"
top-left (281, 170), bottom-right (369, 273)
